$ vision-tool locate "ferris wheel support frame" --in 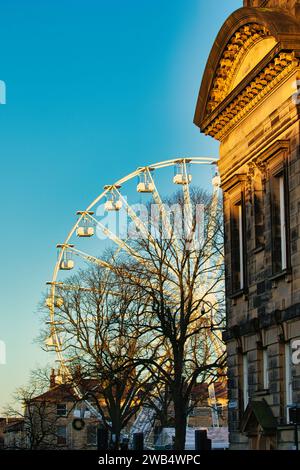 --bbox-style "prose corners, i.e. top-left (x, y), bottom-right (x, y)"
top-left (46, 156), bottom-right (225, 420)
